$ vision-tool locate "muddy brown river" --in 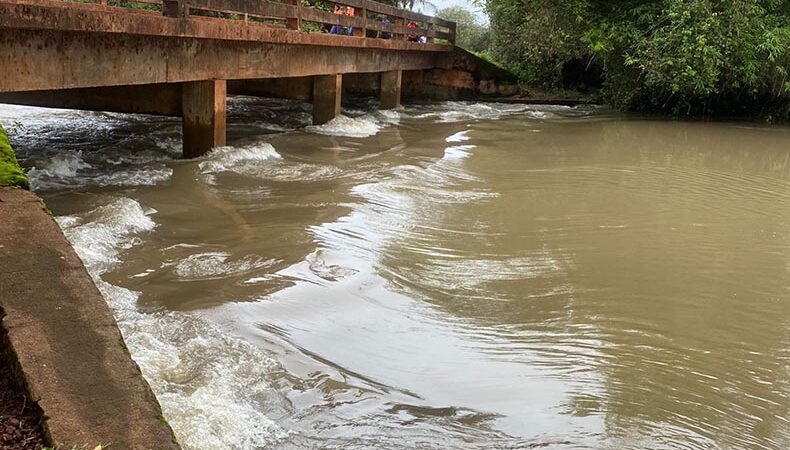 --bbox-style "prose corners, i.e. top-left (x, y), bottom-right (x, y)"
top-left (2, 99), bottom-right (789, 449)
